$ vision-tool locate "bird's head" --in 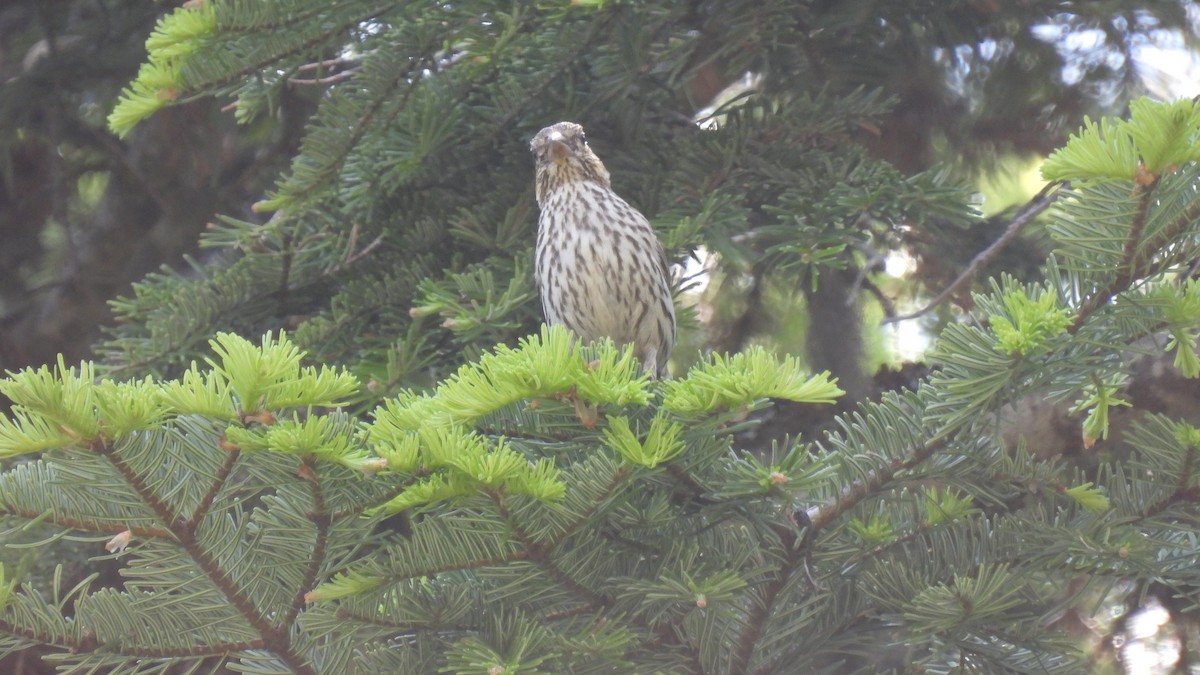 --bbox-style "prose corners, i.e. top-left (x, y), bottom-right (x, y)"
top-left (531, 122), bottom-right (611, 203)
